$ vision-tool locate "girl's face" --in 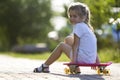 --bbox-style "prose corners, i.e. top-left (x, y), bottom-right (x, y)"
top-left (69, 10), bottom-right (82, 25)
